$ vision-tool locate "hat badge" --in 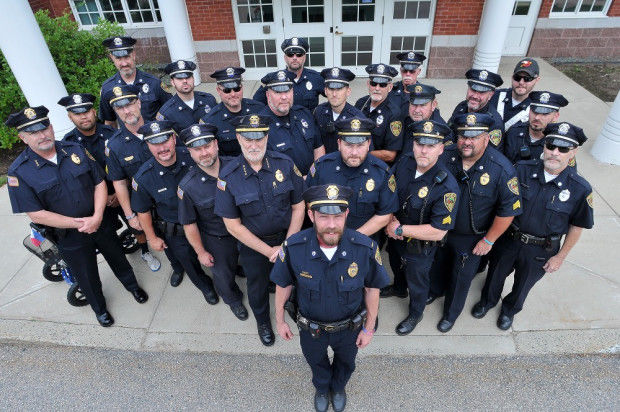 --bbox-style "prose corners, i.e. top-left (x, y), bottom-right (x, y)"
top-left (540, 92), bottom-right (550, 104)
top-left (73, 94), bottom-right (82, 104)
top-left (521, 60), bottom-right (532, 67)
top-left (350, 119), bottom-right (361, 132)
top-left (249, 115), bottom-right (260, 127)
top-left (377, 64), bottom-right (385, 74)
top-left (150, 123), bottom-right (160, 133)
top-left (191, 125), bottom-right (201, 137)
top-left (331, 67), bottom-right (339, 77)
top-left (479, 70), bottom-right (488, 81)
top-left (113, 37), bottom-right (122, 46)
top-left (178, 60), bottom-right (185, 69)
top-left (113, 86), bottom-right (122, 97)
top-left (291, 37), bottom-right (298, 46)
top-left (558, 123), bottom-right (570, 135)
top-left (408, 51), bottom-right (415, 60)
top-left (423, 121), bottom-right (433, 134)
top-left (24, 108), bottom-right (36, 120)
top-left (226, 67), bottom-right (235, 77)
top-left (277, 71), bottom-right (286, 81)
top-left (326, 185), bottom-right (339, 200)
top-left (414, 85), bottom-right (423, 94)
top-left (466, 114), bottom-right (477, 126)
